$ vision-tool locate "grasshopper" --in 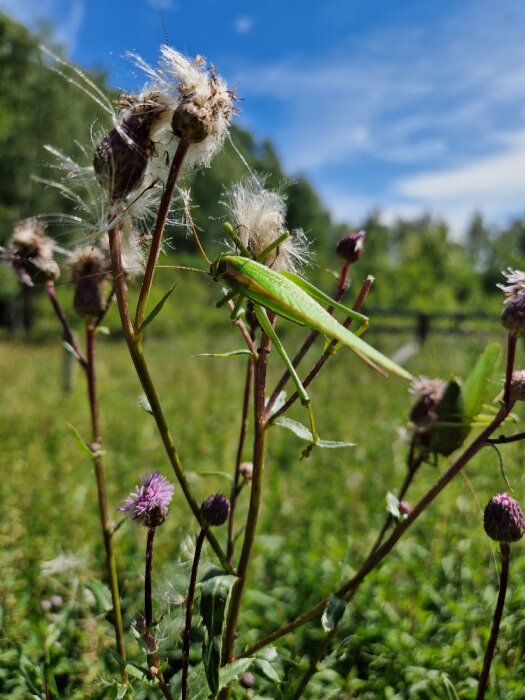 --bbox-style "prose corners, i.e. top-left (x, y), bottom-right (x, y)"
top-left (210, 229), bottom-right (413, 451)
